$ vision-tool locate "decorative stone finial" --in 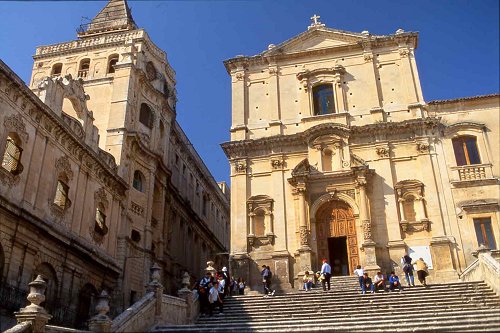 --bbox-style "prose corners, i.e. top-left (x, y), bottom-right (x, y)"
top-left (14, 275), bottom-right (52, 332)
top-left (25, 275), bottom-right (47, 311)
top-left (178, 272), bottom-right (191, 293)
top-left (361, 30), bottom-right (370, 36)
top-left (268, 44), bottom-right (276, 50)
top-left (205, 261), bottom-right (217, 276)
top-left (88, 290), bottom-right (112, 333)
top-left (147, 263), bottom-right (163, 292)
top-left (395, 28), bottom-right (405, 34)
top-left (308, 14), bottom-right (326, 30)
top-left (95, 290), bottom-right (110, 316)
